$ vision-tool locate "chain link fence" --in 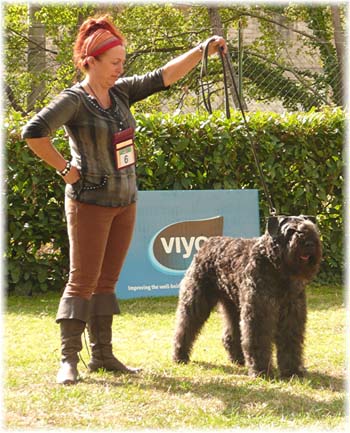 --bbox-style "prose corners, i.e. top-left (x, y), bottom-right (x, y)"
top-left (4, 4), bottom-right (345, 115)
